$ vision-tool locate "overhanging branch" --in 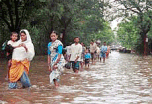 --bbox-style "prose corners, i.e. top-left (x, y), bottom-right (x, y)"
top-left (0, 16), bottom-right (12, 30)
top-left (4, 1), bottom-right (14, 29)
top-left (15, 0), bottom-right (19, 30)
